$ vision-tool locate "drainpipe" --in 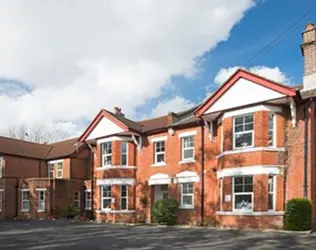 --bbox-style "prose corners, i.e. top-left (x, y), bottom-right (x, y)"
top-left (200, 121), bottom-right (205, 226)
top-left (304, 98), bottom-right (313, 198)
